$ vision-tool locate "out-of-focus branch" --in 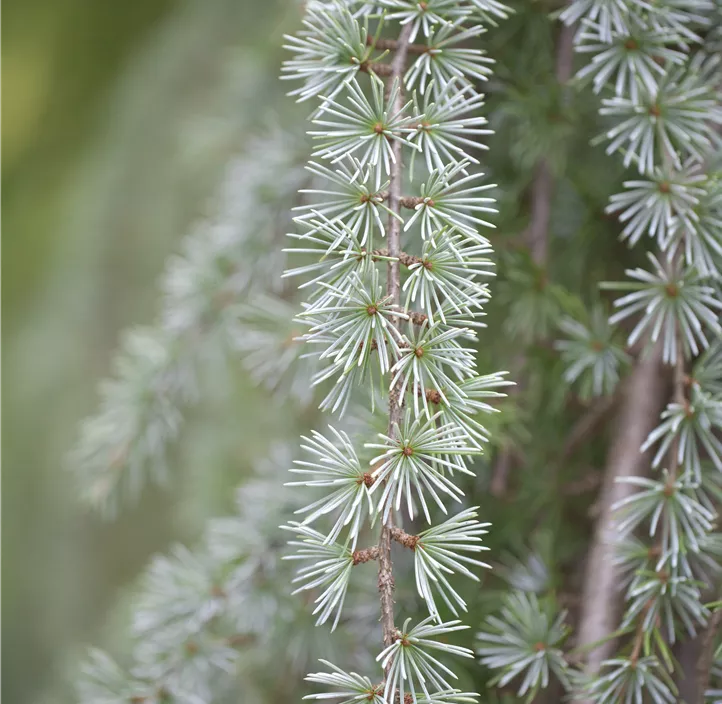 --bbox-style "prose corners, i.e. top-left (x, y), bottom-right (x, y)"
top-left (525, 18), bottom-right (575, 264)
top-left (695, 606), bottom-right (722, 704)
top-left (575, 340), bottom-right (668, 687)
top-left (674, 592), bottom-right (721, 702)
top-left (560, 393), bottom-right (618, 463)
top-left (490, 21), bottom-right (576, 497)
